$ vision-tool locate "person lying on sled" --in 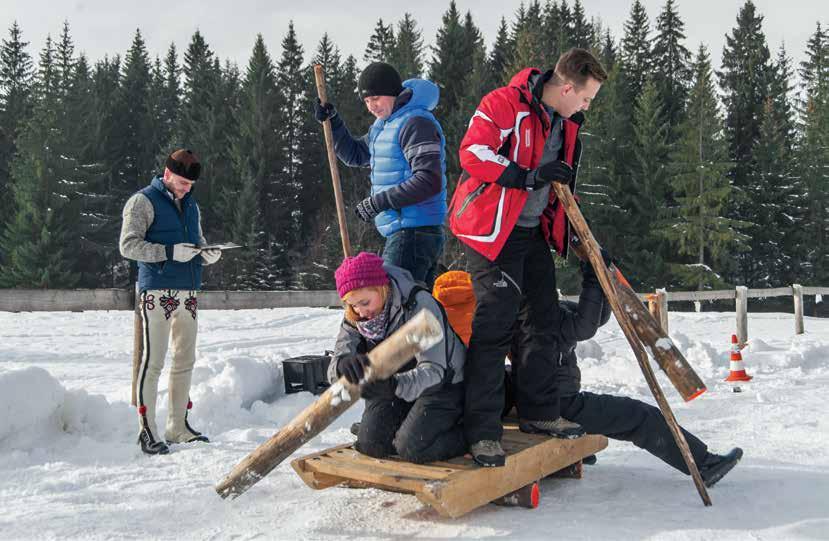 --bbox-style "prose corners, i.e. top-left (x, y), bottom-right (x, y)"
top-left (433, 258), bottom-right (743, 487)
